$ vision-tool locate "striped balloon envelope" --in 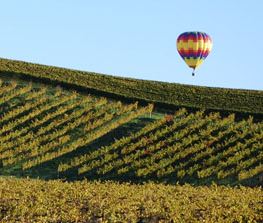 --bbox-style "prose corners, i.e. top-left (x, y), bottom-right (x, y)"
top-left (177, 31), bottom-right (212, 76)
